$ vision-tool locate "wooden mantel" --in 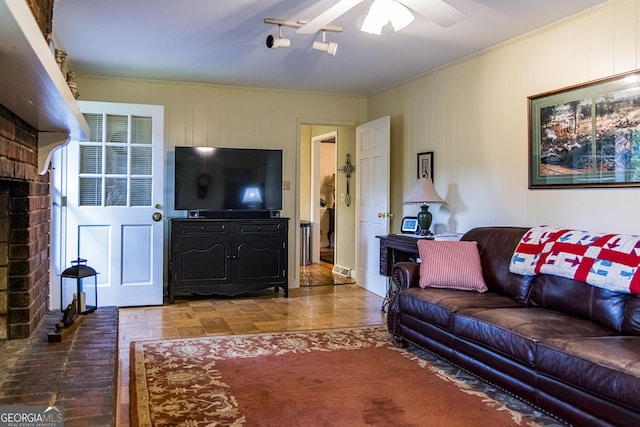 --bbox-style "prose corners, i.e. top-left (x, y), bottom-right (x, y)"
top-left (0, 0), bottom-right (89, 174)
